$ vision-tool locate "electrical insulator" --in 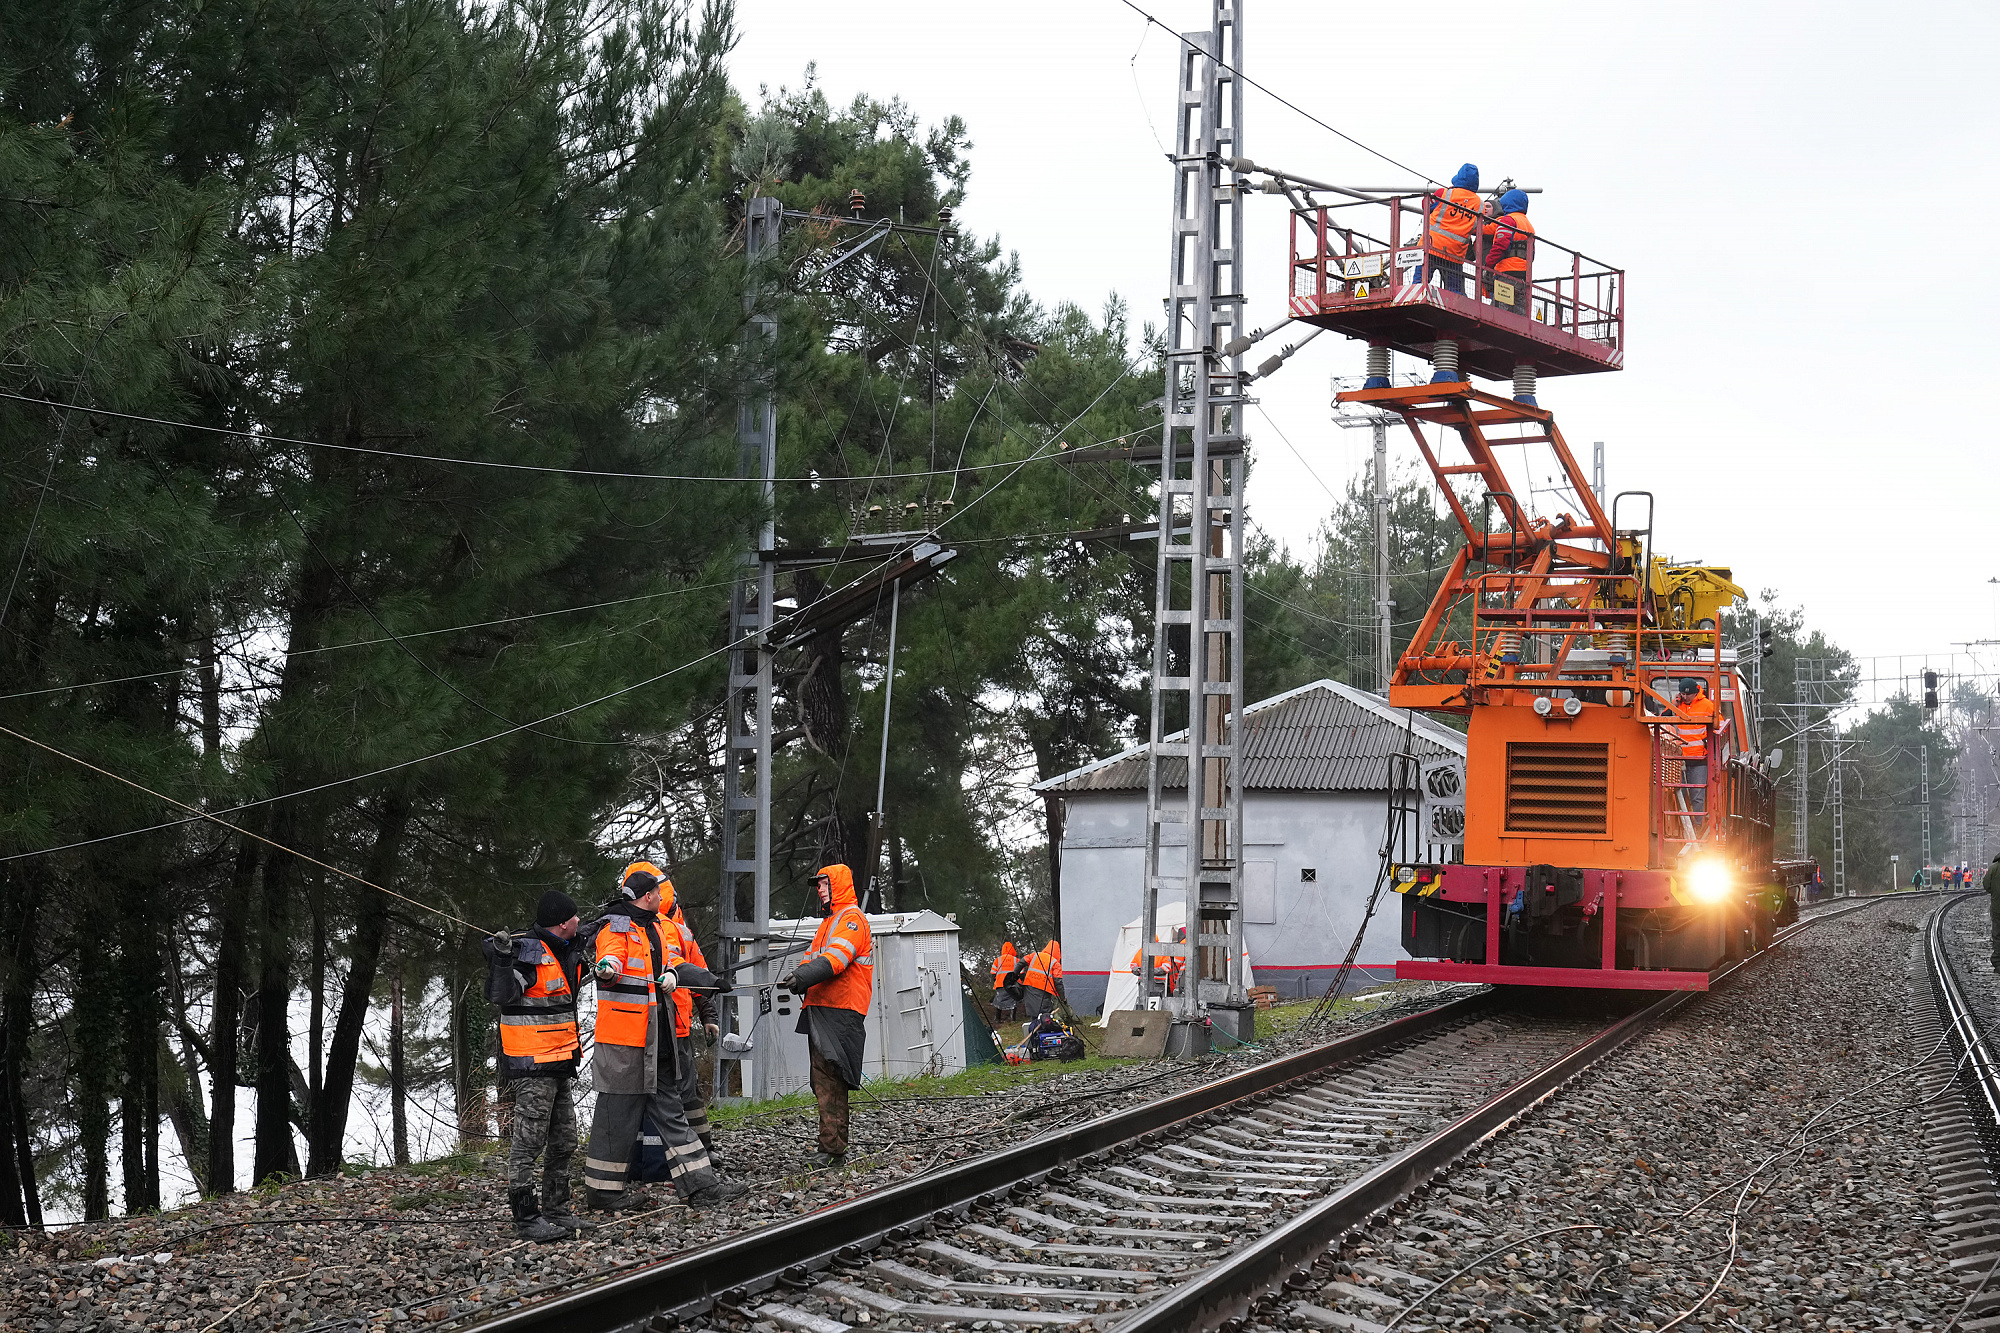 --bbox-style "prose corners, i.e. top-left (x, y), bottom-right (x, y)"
top-left (848, 189), bottom-right (866, 219)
